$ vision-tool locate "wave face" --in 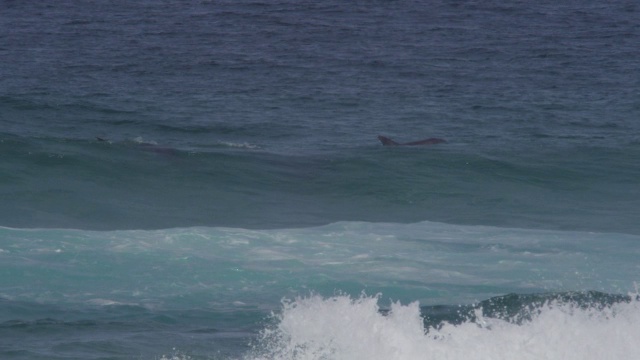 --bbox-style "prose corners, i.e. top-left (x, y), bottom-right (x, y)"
top-left (1, 134), bottom-right (639, 234)
top-left (1, 0), bottom-right (640, 358)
